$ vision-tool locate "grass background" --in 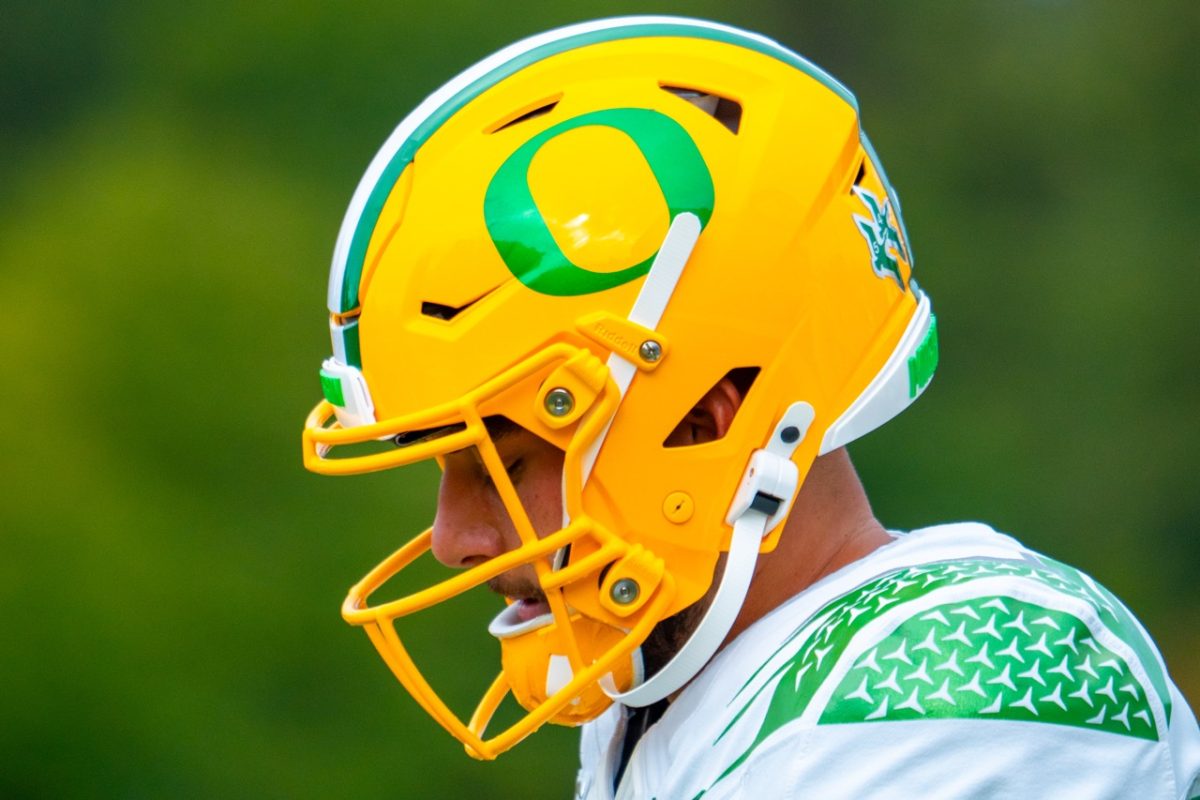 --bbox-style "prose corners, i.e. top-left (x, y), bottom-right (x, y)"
top-left (3, 1), bottom-right (1196, 796)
